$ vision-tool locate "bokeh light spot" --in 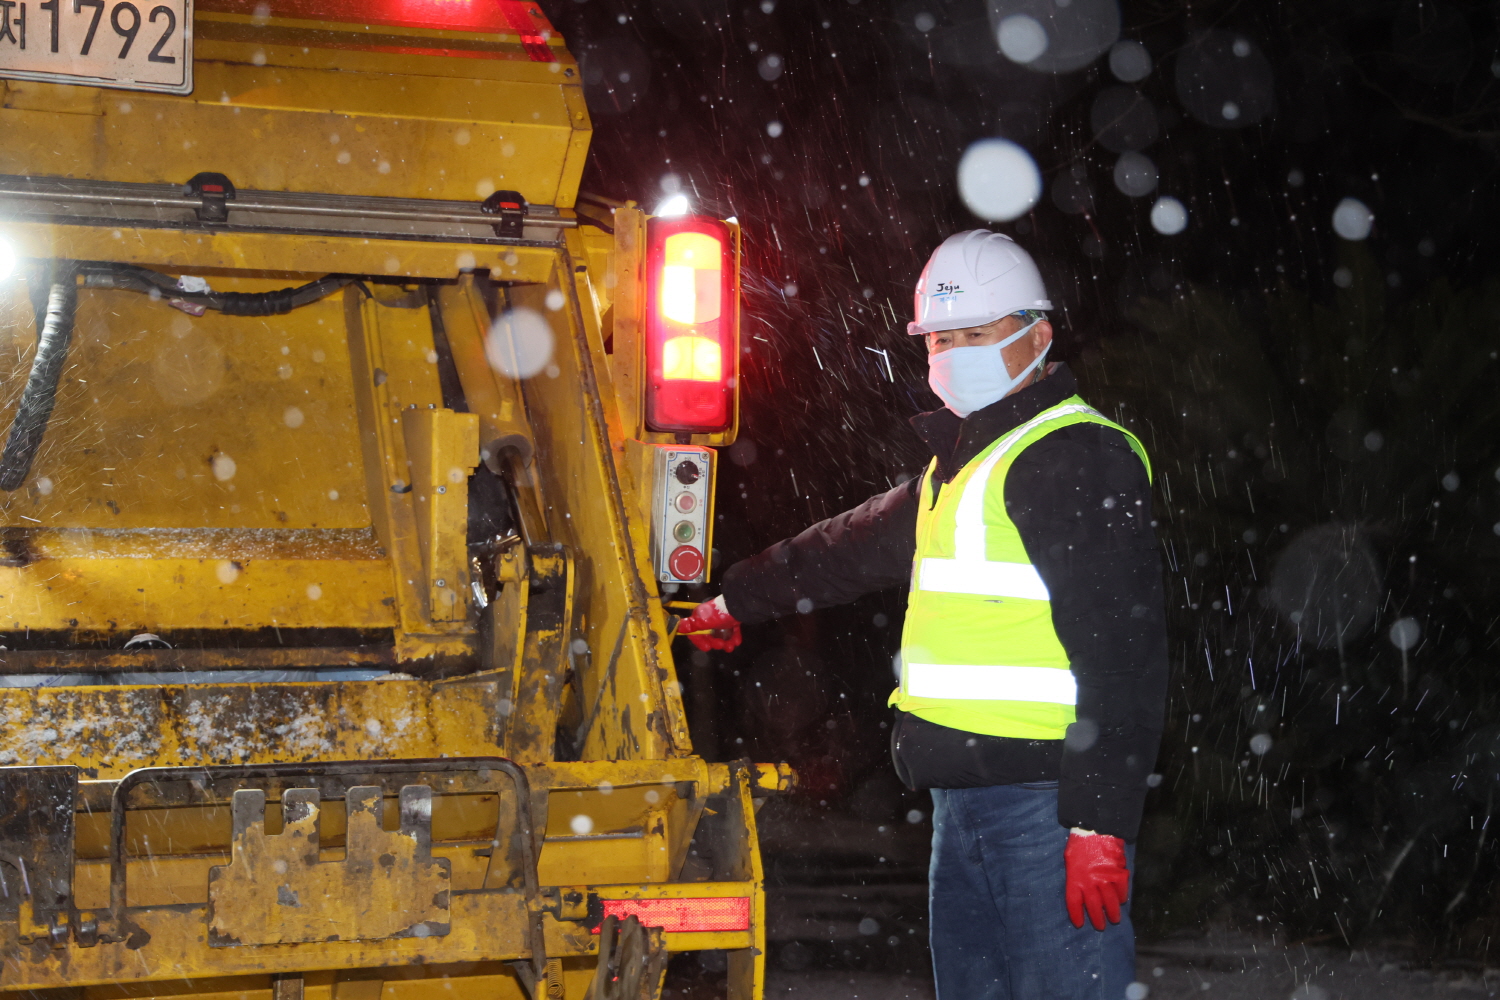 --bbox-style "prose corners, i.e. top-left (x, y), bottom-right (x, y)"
top-left (1332, 197), bottom-right (1374, 240)
top-left (1150, 196), bottom-right (1188, 234)
top-left (956, 138), bottom-right (1042, 221)
top-left (1108, 39), bottom-right (1151, 81)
